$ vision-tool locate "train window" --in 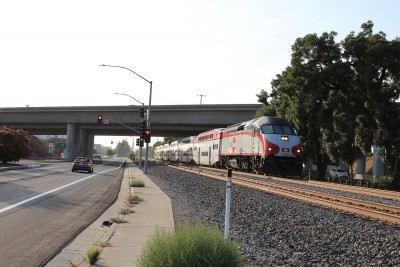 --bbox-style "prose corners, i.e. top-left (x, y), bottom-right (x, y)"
top-left (261, 124), bottom-right (274, 134)
top-left (201, 152), bottom-right (208, 156)
top-left (261, 124), bottom-right (297, 135)
top-left (282, 126), bottom-right (297, 135)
